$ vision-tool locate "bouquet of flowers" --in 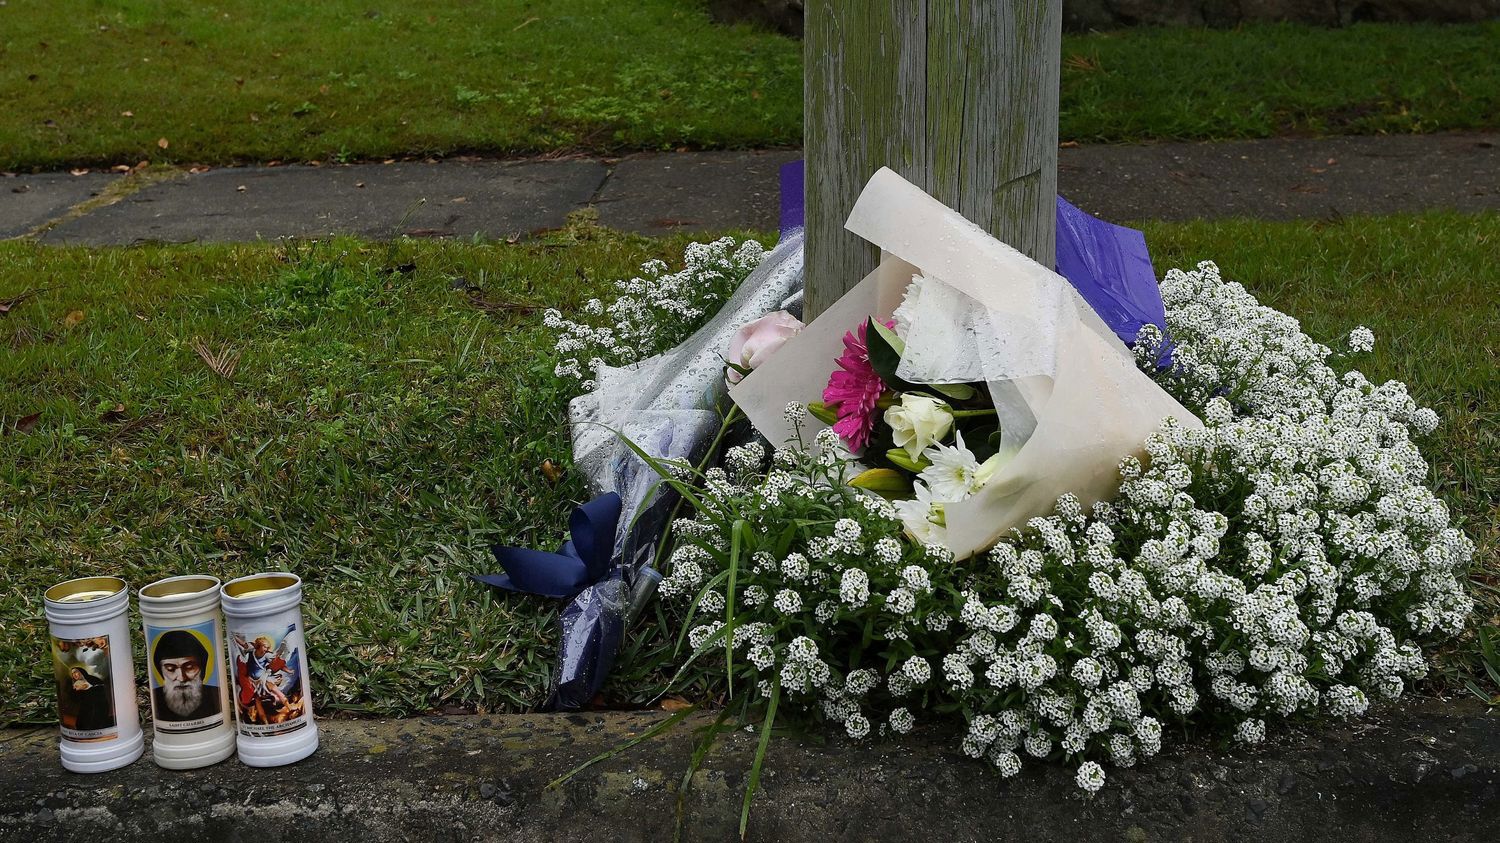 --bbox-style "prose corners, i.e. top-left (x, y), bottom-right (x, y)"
top-left (732, 168), bottom-right (1198, 557)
